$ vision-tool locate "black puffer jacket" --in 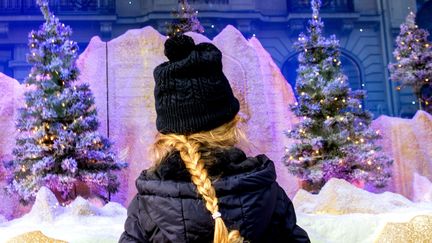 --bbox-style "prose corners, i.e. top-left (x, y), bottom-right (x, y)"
top-left (119, 148), bottom-right (310, 243)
